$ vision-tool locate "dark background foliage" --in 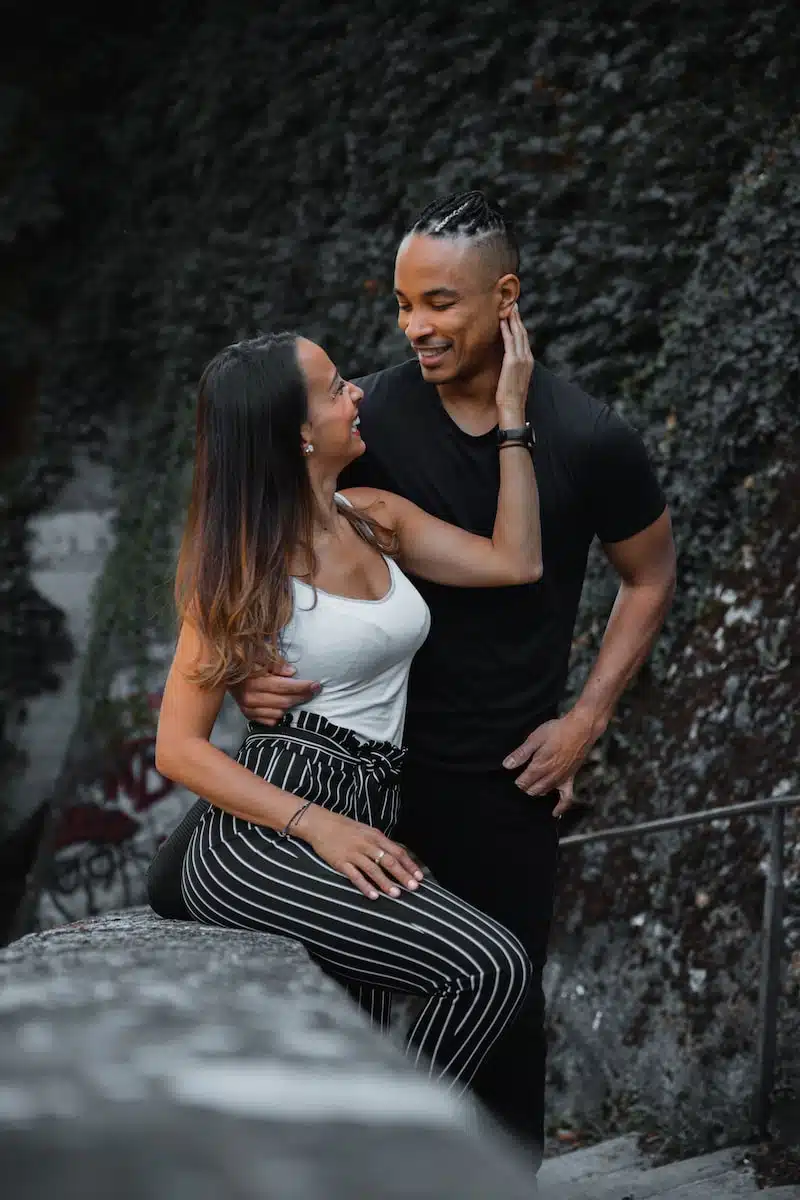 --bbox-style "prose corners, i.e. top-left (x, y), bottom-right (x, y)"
top-left (2, 0), bottom-right (797, 1156)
